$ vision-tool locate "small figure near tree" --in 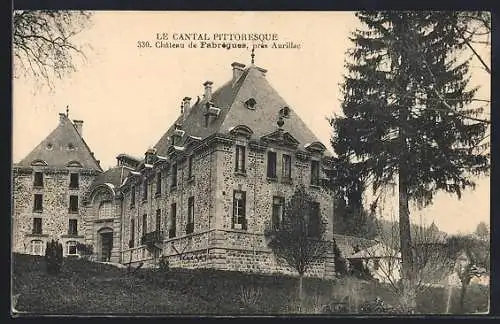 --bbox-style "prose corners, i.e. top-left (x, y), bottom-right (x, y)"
top-left (264, 184), bottom-right (331, 305)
